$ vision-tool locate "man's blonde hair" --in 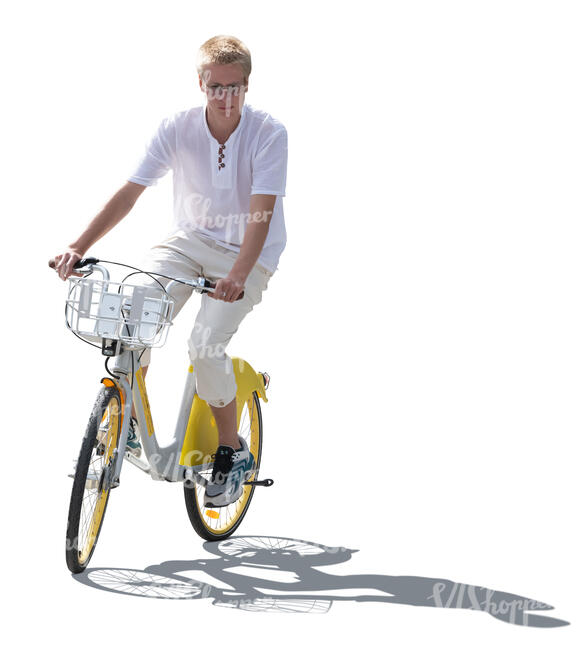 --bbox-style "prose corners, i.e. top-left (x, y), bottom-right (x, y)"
top-left (197, 35), bottom-right (252, 82)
